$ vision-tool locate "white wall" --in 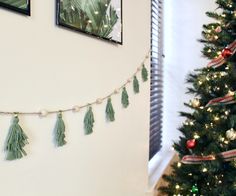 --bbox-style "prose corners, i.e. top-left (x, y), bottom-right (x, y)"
top-left (0, 1), bottom-right (150, 196)
top-left (162, 0), bottom-right (216, 148)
